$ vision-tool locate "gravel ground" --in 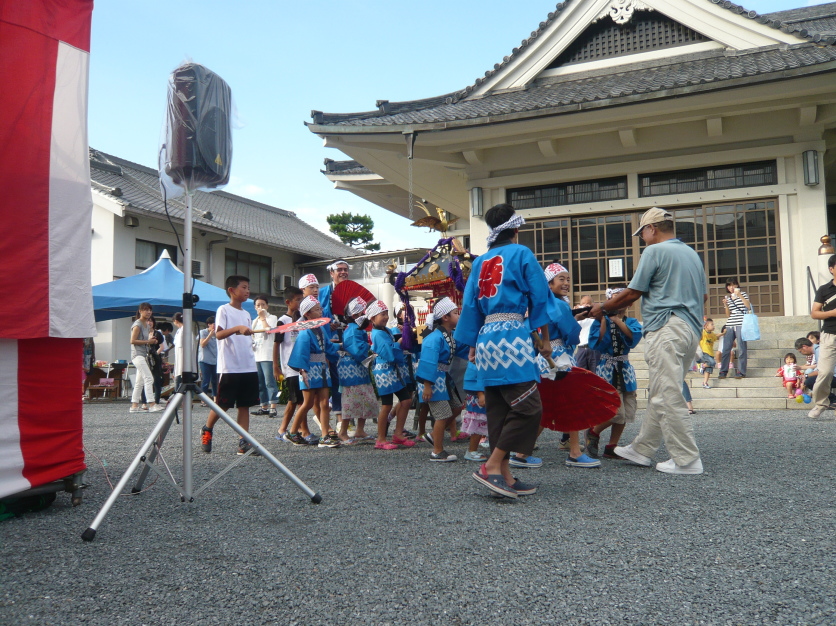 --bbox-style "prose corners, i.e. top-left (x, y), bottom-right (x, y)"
top-left (2, 401), bottom-right (835, 625)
